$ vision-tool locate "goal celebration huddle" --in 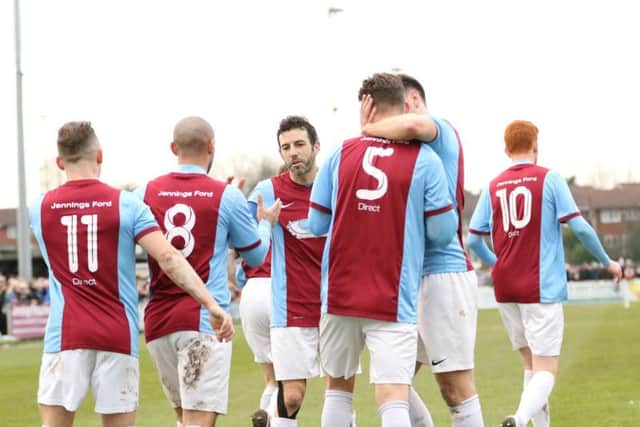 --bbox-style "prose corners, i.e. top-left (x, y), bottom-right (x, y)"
top-left (29, 72), bottom-right (622, 427)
